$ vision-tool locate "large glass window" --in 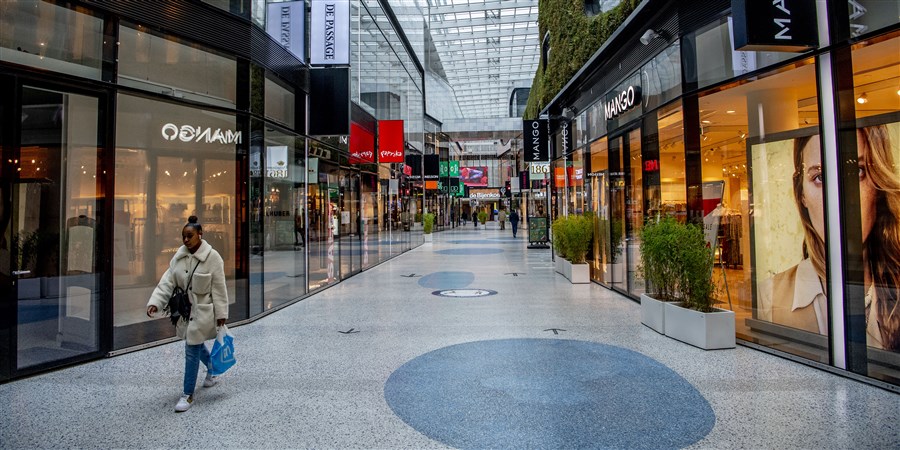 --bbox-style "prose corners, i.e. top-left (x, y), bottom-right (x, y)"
top-left (697, 59), bottom-right (822, 362)
top-left (654, 102), bottom-right (686, 221)
top-left (260, 127), bottom-right (307, 309)
top-left (14, 87), bottom-right (102, 369)
top-left (851, 32), bottom-right (900, 383)
top-left (589, 137), bottom-right (610, 285)
top-left (0, 2), bottom-right (104, 80)
top-left (113, 95), bottom-right (240, 349)
top-left (118, 24), bottom-right (237, 108)
top-left (642, 43), bottom-right (682, 111)
top-left (265, 74), bottom-right (296, 129)
top-left (686, 17), bottom-right (796, 89)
